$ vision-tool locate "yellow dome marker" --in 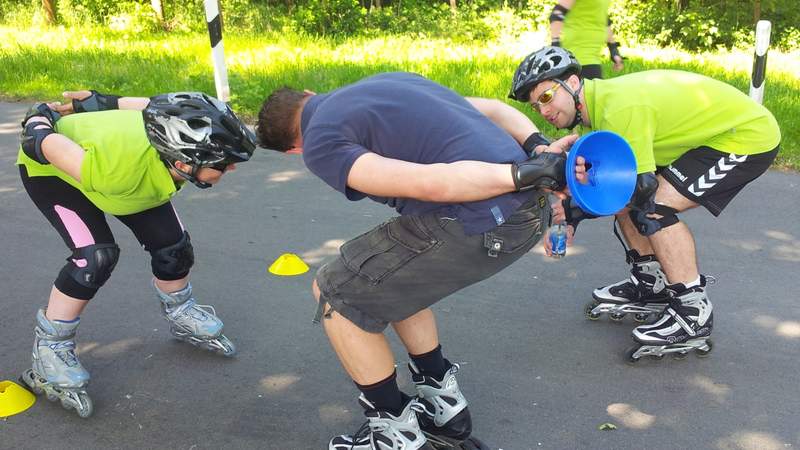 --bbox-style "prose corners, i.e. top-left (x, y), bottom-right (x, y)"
top-left (0, 380), bottom-right (36, 418)
top-left (268, 253), bottom-right (309, 276)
